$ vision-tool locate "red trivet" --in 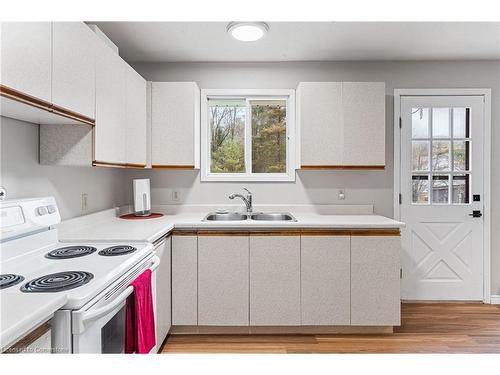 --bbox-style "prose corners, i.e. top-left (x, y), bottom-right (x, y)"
top-left (119, 213), bottom-right (164, 220)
